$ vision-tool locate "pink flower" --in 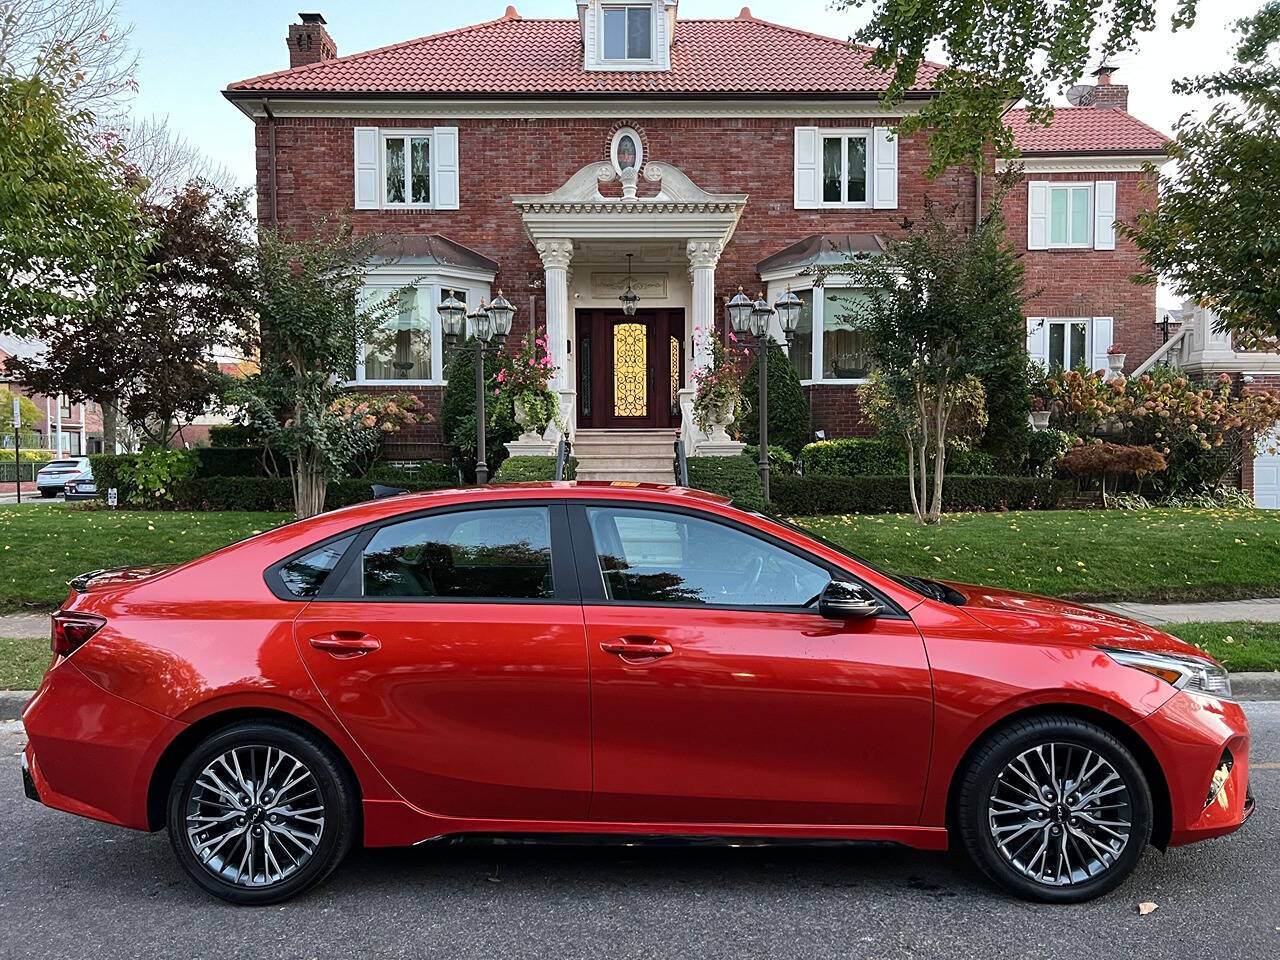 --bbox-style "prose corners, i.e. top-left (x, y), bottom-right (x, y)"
top-left (728, 331), bottom-right (737, 343)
